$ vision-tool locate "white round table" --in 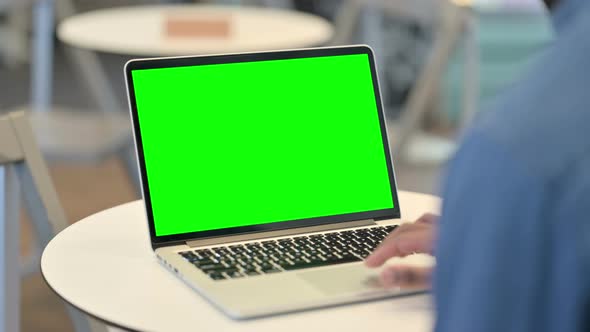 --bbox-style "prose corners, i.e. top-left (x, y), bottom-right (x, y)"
top-left (57, 4), bottom-right (334, 56)
top-left (41, 191), bottom-right (439, 331)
